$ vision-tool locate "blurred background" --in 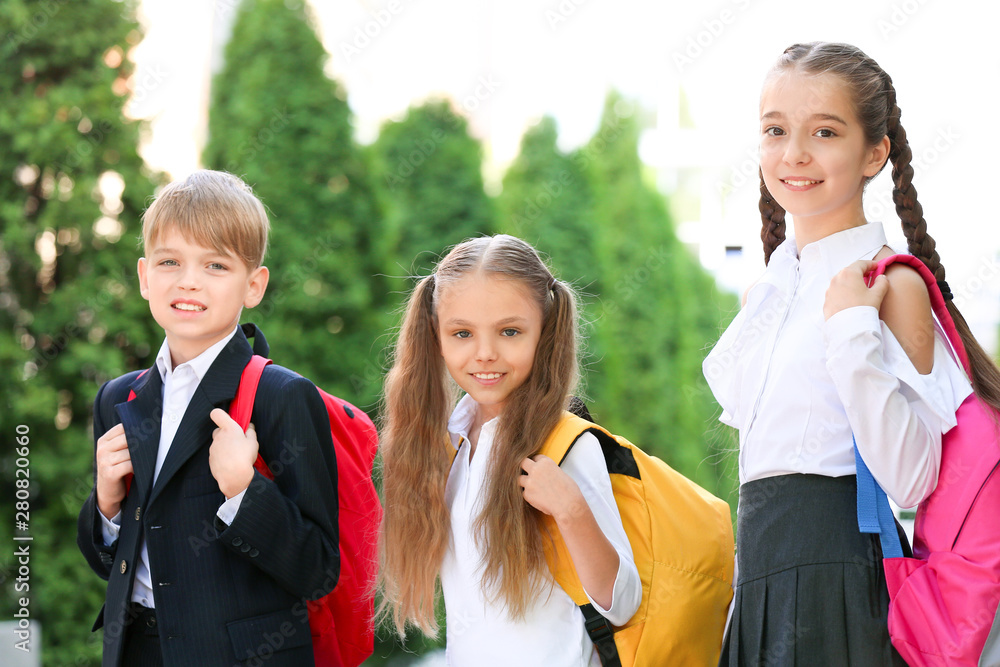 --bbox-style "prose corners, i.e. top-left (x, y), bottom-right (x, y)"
top-left (2, 0), bottom-right (997, 664)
